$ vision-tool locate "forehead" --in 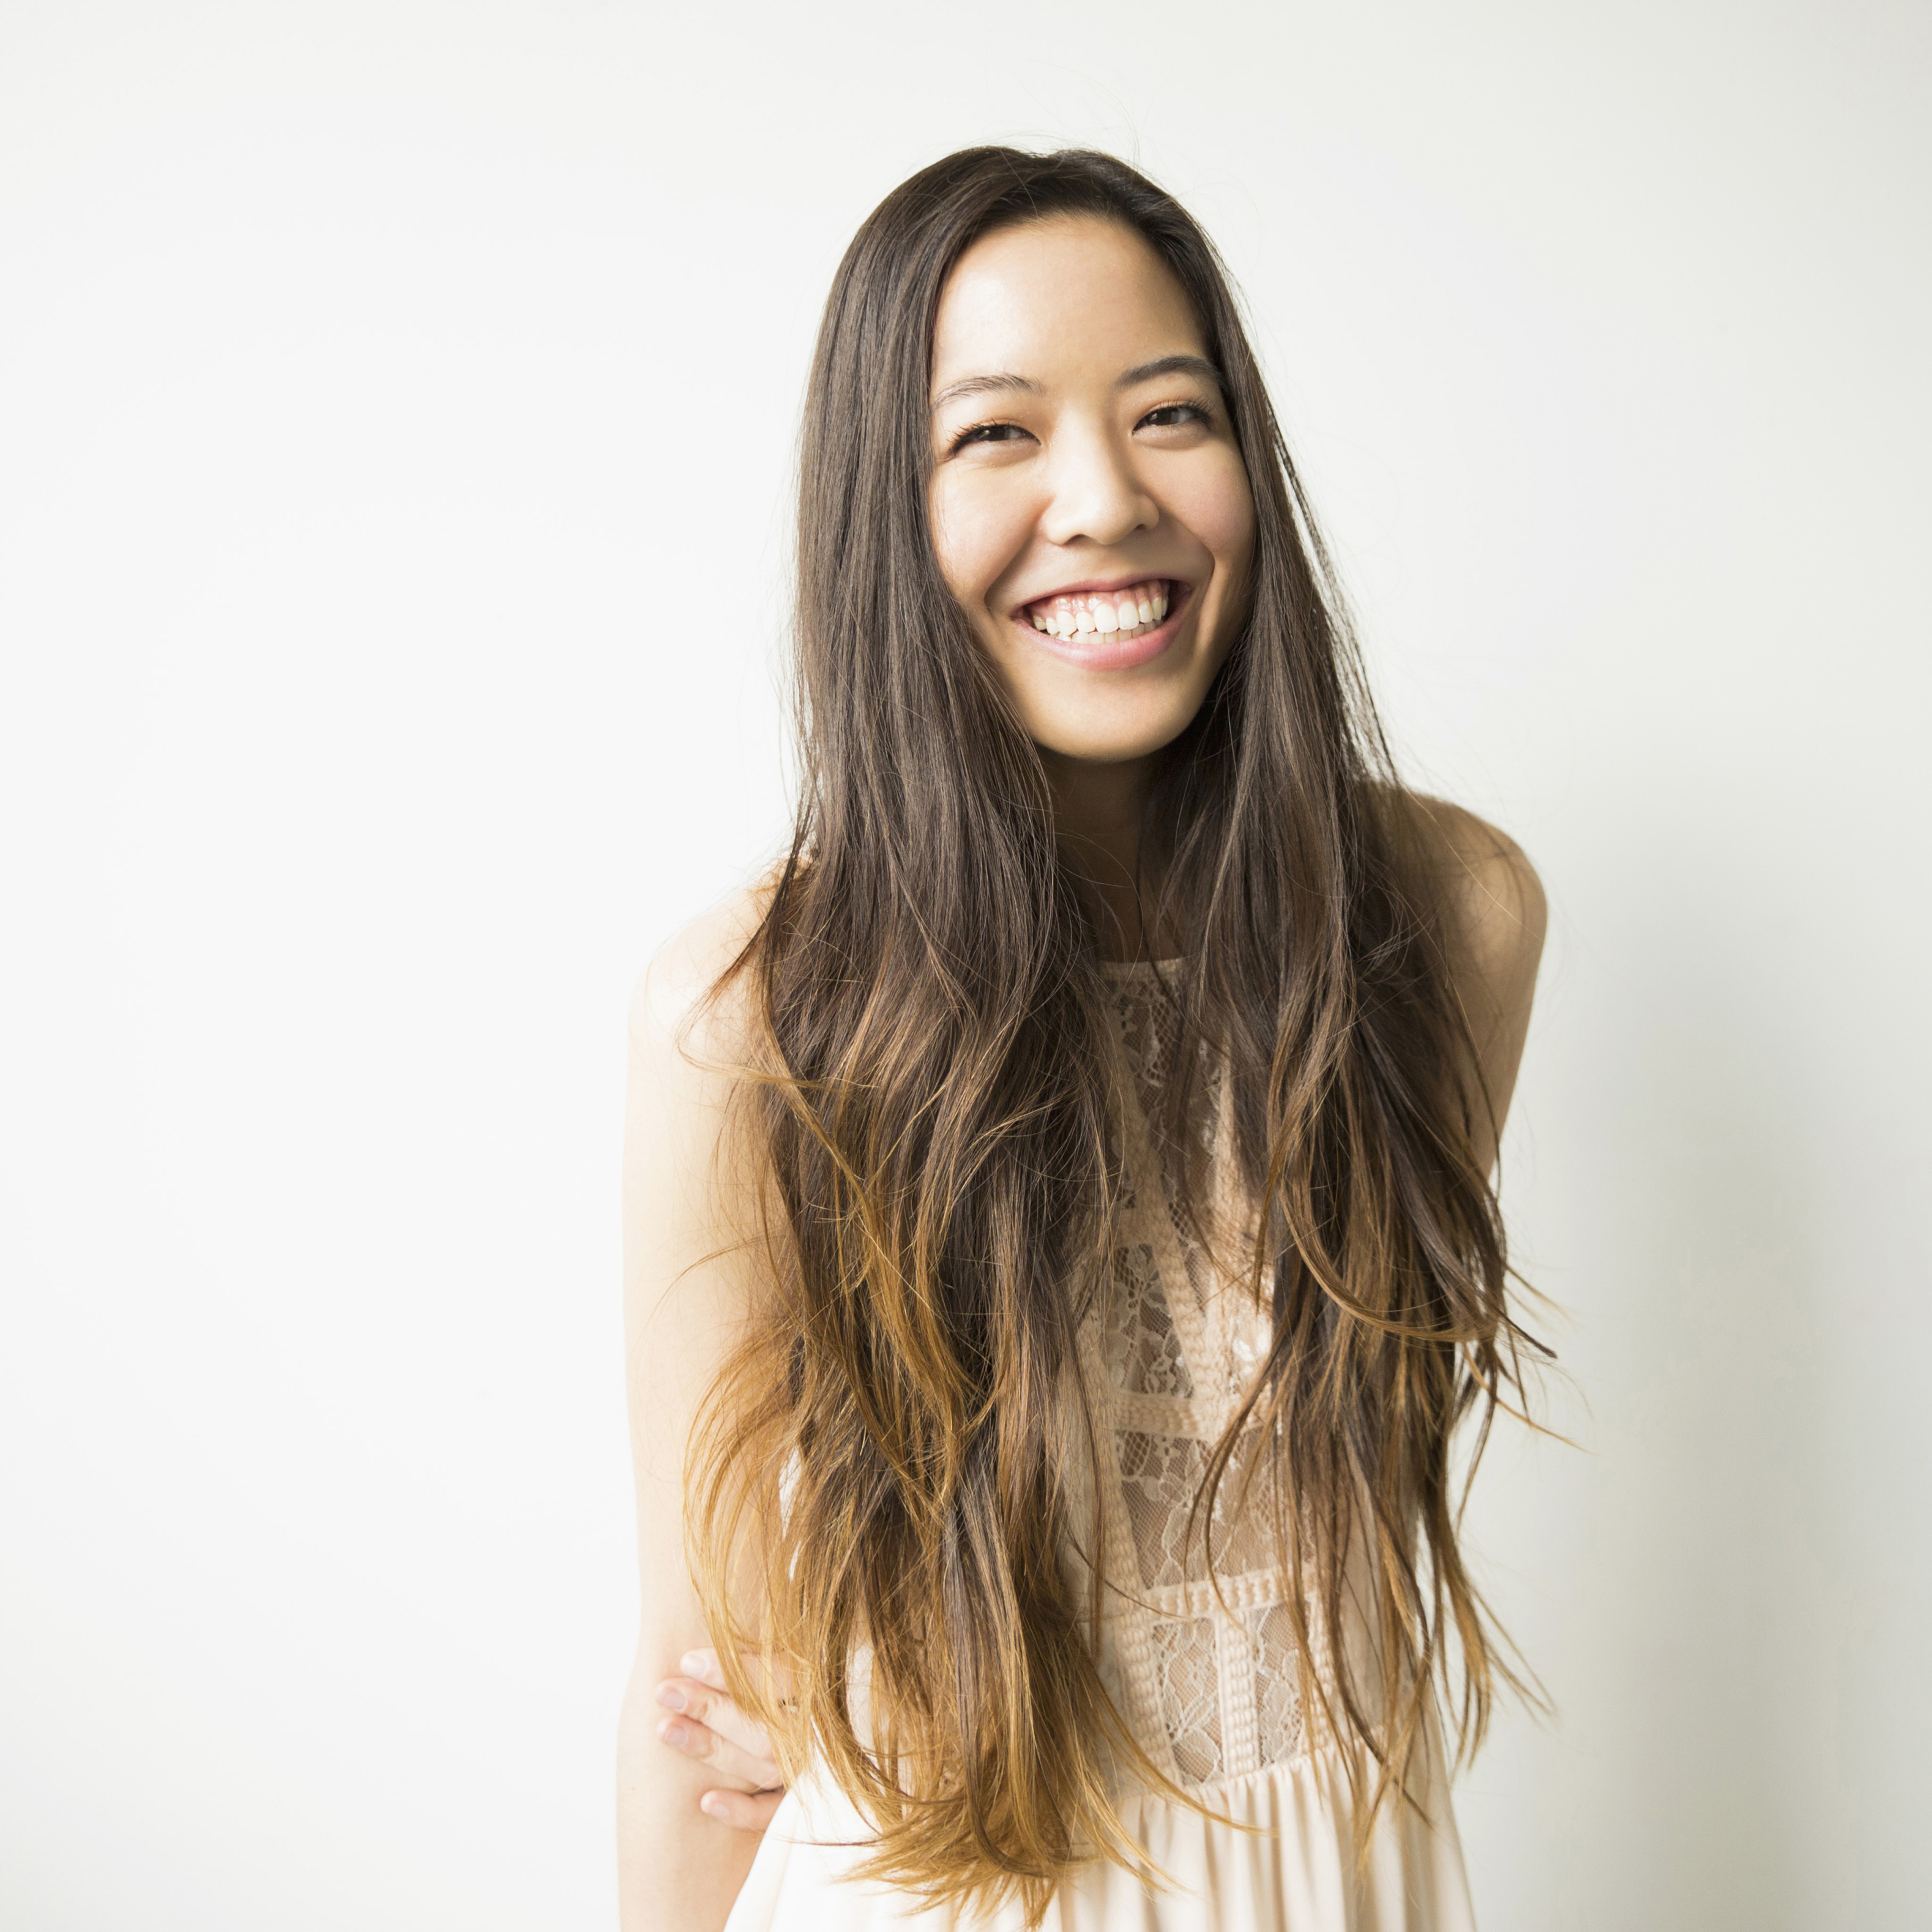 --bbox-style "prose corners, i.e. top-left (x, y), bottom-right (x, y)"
top-left (930, 215), bottom-right (1206, 392)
